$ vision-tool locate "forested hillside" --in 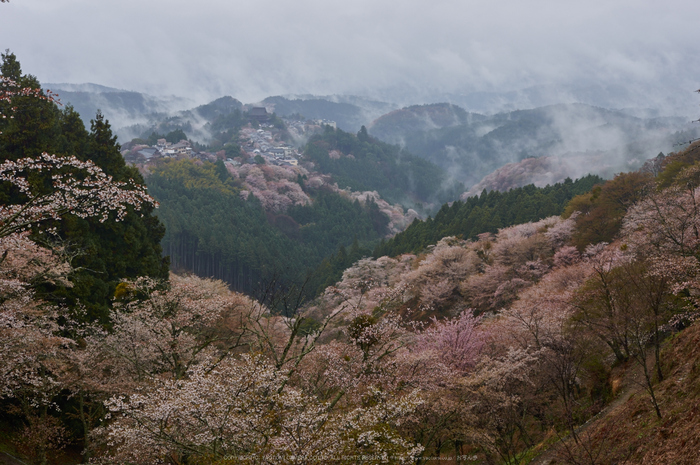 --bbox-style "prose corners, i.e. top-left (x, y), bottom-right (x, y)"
top-left (117, 95), bottom-right (276, 148)
top-left (147, 158), bottom-right (394, 296)
top-left (260, 95), bottom-right (397, 133)
top-left (5, 47), bottom-right (700, 465)
top-left (122, 106), bottom-right (446, 298)
top-left (368, 102), bottom-right (486, 142)
top-left (300, 140), bottom-right (700, 463)
top-left (260, 96), bottom-right (363, 132)
top-left (374, 174), bottom-right (602, 257)
top-left (369, 102), bottom-right (700, 190)
top-left (302, 126), bottom-right (463, 209)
